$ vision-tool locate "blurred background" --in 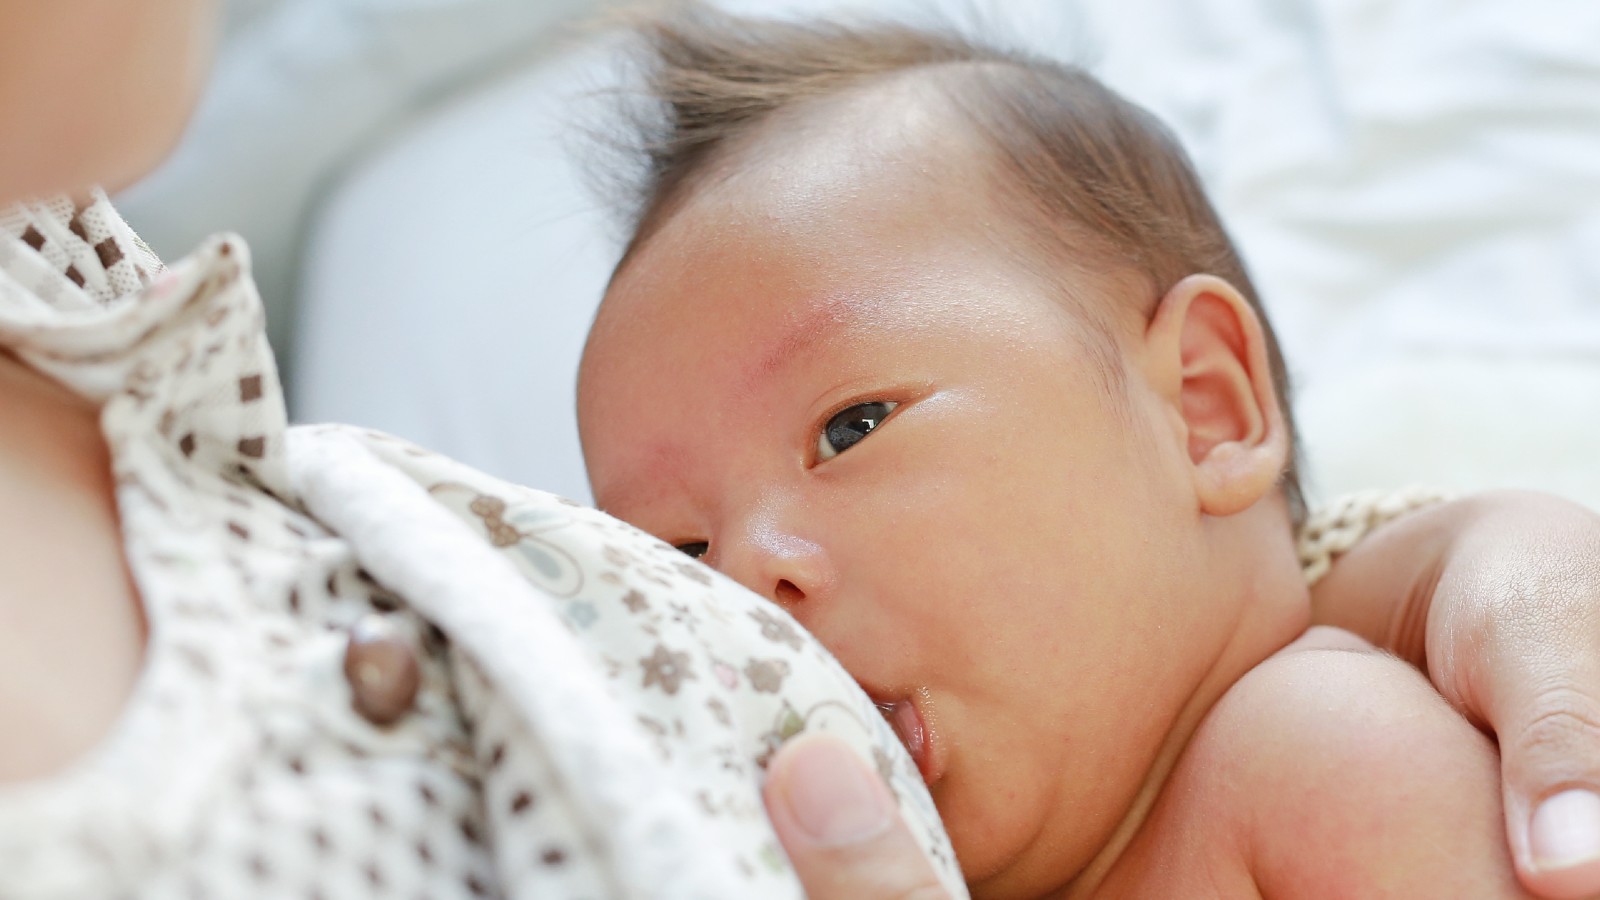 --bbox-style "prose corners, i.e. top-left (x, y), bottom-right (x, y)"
top-left (115, 0), bottom-right (1600, 510)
